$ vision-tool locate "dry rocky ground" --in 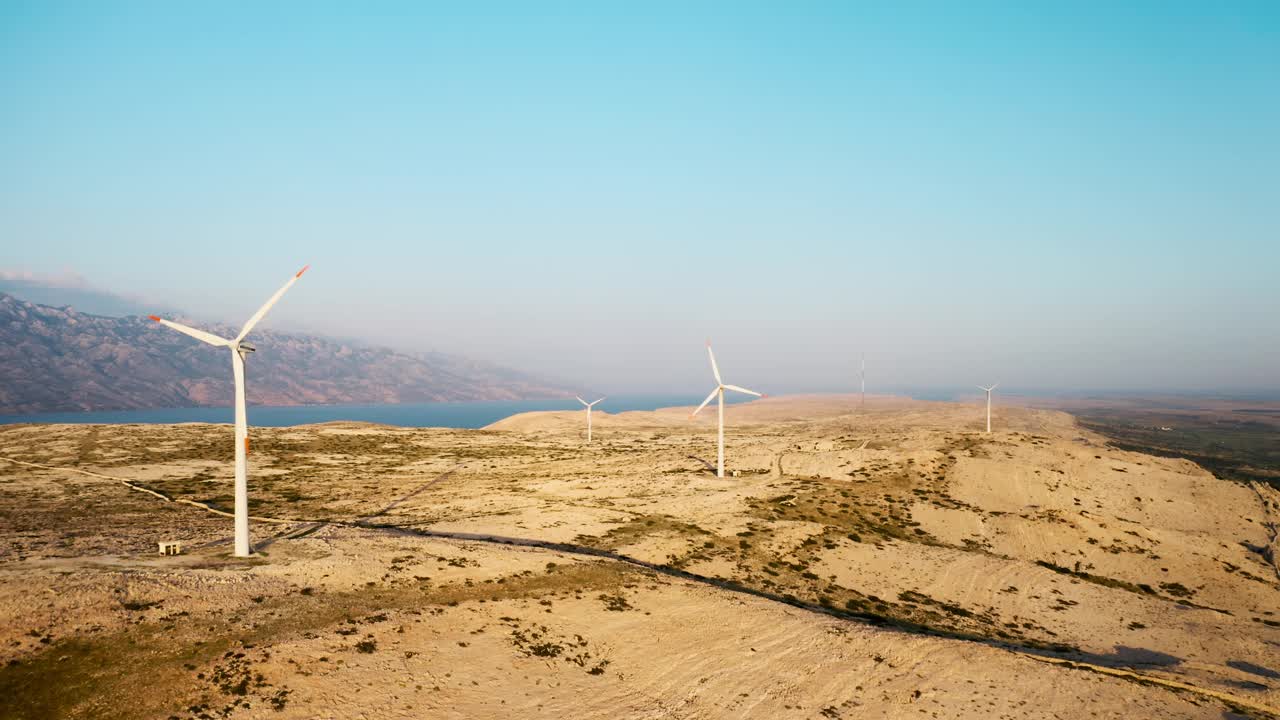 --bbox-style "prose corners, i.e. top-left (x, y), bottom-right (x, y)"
top-left (0, 395), bottom-right (1277, 719)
